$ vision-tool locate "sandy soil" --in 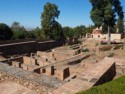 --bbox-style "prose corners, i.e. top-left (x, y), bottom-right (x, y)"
top-left (0, 81), bottom-right (37, 94)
